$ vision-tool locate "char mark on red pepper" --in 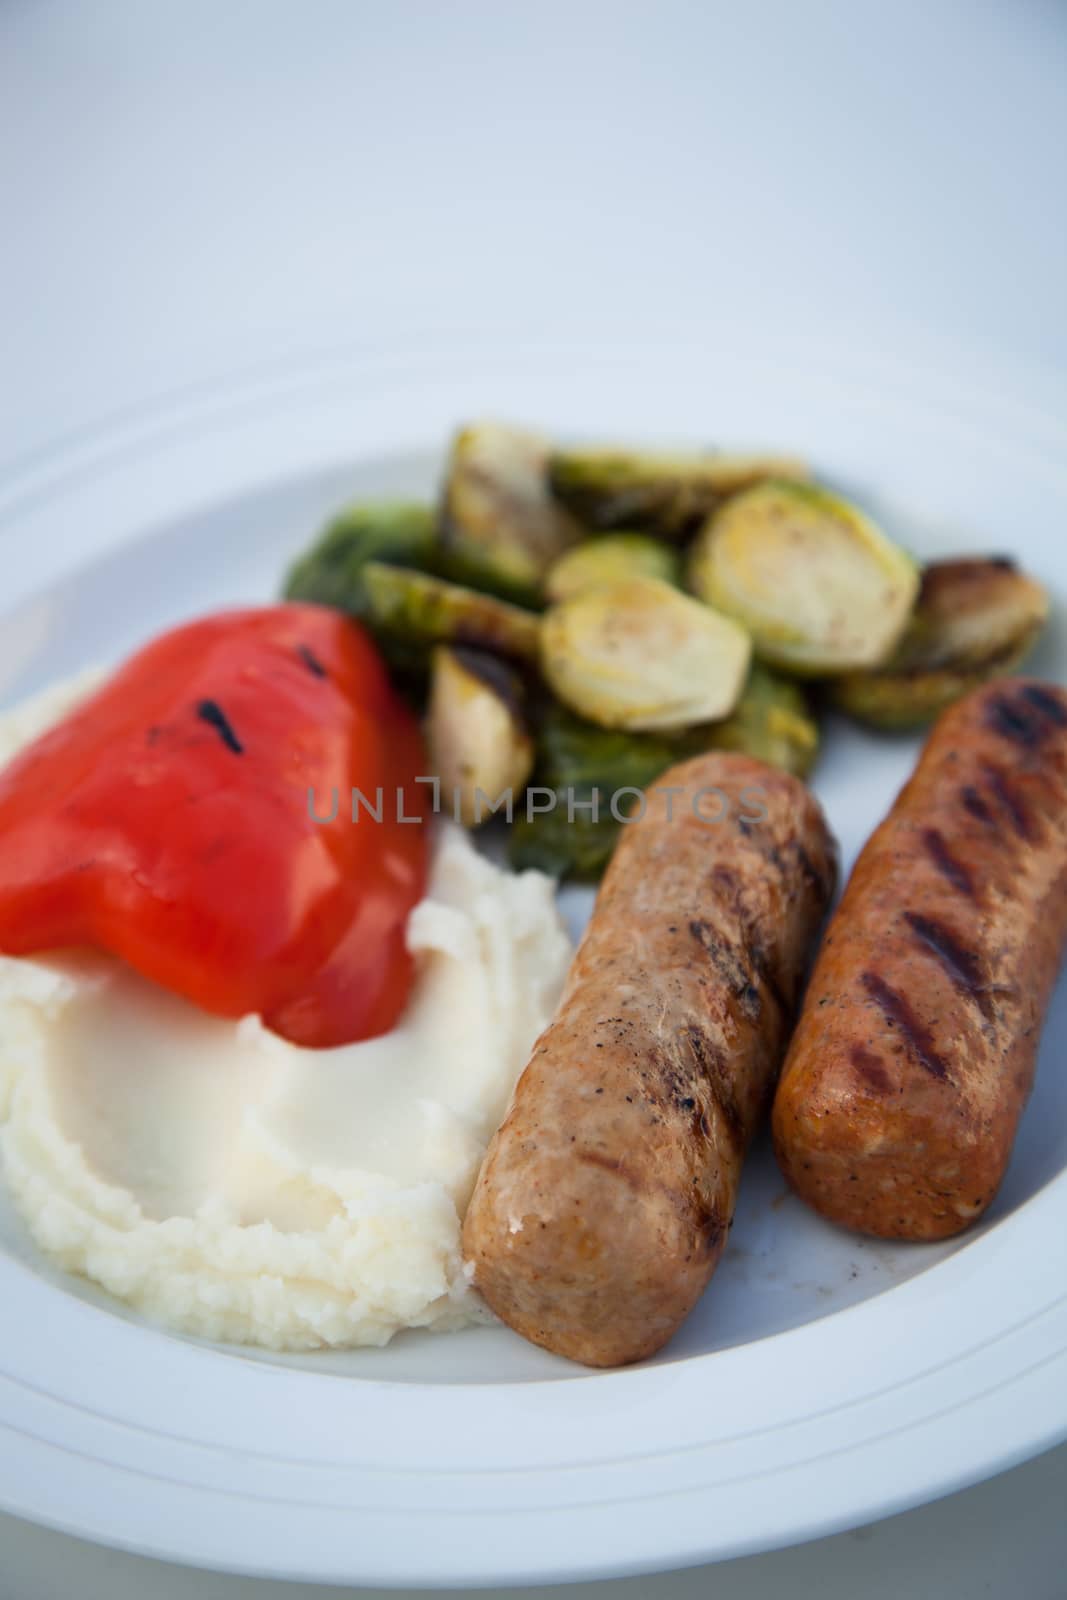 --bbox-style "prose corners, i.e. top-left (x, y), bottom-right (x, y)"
top-left (297, 643), bottom-right (328, 679)
top-left (196, 699), bottom-right (244, 755)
